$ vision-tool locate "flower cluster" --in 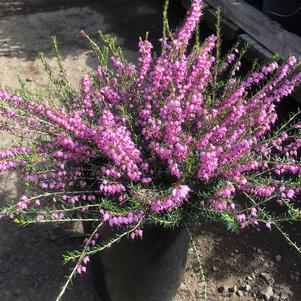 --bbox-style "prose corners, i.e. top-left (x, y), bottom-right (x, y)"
top-left (0, 0), bottom-right (301, 297)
